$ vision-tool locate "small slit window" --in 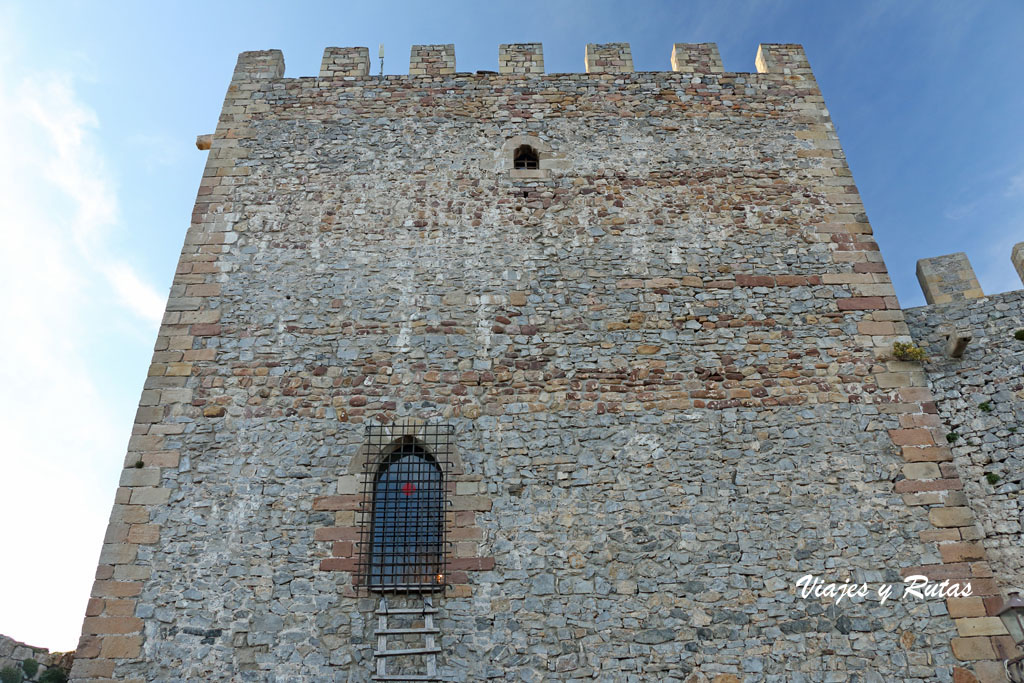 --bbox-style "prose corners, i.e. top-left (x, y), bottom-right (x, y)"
top-left (513, 144), bottom-right (539, 170)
